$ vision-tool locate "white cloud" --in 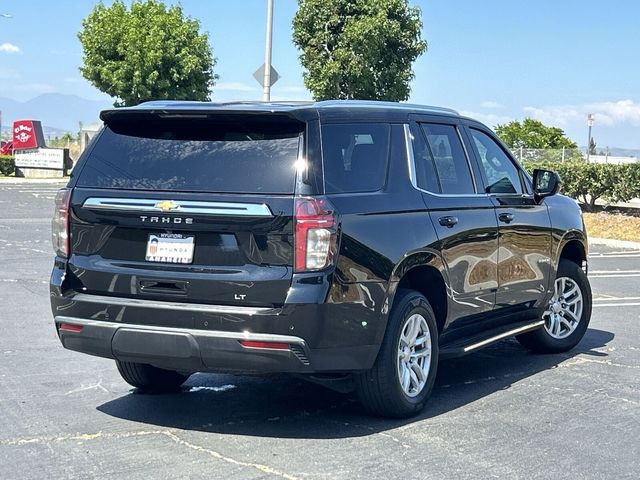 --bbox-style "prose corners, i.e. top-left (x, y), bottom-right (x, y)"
top-left (276, 85), bottom-right (308, 94)
top-left (459, 110), bottom-right (513, 128)
top-left (214, 82), bottom-right (258, 92)
top-left (480, 100), bottom-right (504, 109)
top-left (0, 67), bottom-right (19, 80)
top-left (0, 43), bottom-right (20, 54)
top-left (63, 77), bottom-right (82, 84)
top-left (524, 99), bottom-right (640, 127)
top-left (12, 83), bottom-right (56, 93)
top-left (272, 85), bottom-right (312, 100)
